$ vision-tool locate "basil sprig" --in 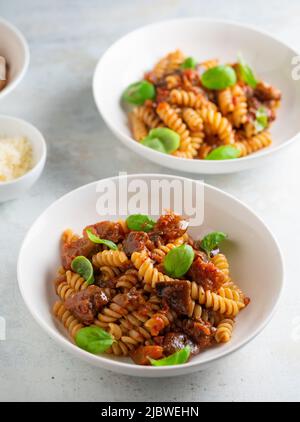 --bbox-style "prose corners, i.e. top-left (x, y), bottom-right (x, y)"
top-left (141, 137), bottom-right (167, 153)
top-left (148, 346), bottom-right (191, 366)
top-left (143, 127), bottom-right (180, 153)
top-left (126, 214), bottom-right (155, 232)
top-left (164, 244), bottom-right (194, 278)
top-left (254, 106), bottom-right (268, 132)
top-left (205, 145), bottom-right (240, 160)
top-left (75, 326), bottom-right (114, 354)
top-left (181, 57), bottom-right (197, 70)
top-left (122, 80), bottom-right (155, 105)
top-left (86, 228), bottom-right (117, 250)
top-left (71, 256), bottom-right (94, 285)
top-left (201, 65), bottom-right (237, 90)
top-left (237, 54), bottom-right (257, 88)
top-left (200, 232), bottom-right (228, 256)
